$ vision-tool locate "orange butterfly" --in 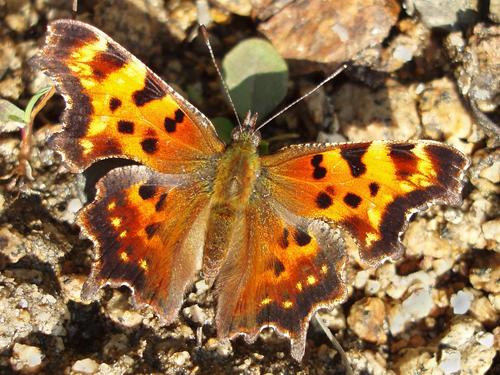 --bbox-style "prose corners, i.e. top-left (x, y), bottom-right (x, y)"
top-left (37, 19), bottom-right (469, 361)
